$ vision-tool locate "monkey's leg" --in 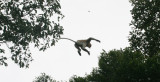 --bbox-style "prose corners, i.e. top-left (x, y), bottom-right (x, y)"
top-left (74, 44), bottom-right (81, 56)
top-left (82, 48), bottom-right (90, 55)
